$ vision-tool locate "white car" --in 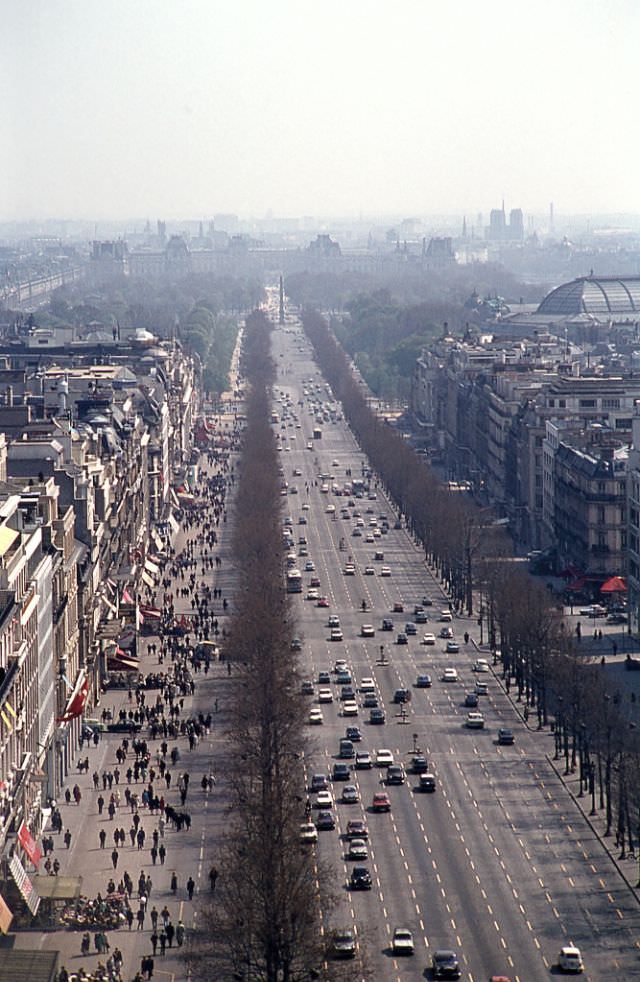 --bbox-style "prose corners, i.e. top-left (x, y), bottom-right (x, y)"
top-left (442, 668), bottom-right (458, 682)
top-left (315, 790), bottom-right (333, 808)
top-left (475, 679), bottom-right (488, 695)
top-left (421, 633), bottom-right (436, 645)
top-left (330, 628), bottom-right (343, 641)
top-left (300, 822), bottom-right (318, 843)
top-left (558, 945), bottom-right (584, 973)
top-left (342, 784), bottom-right (359, 804)
top-left (375, 748), bottom-right (394, 767)
top-left (445, 640), bottom-right (460, 653)
top-left (380, 566), bottom-right (391, 577)
top-left (474, 658), bottom-right (490, 673)
top-left (343, 563), bottom-right (356, 575)
top-left (392, 928), bottom-right (415, 955)
top-left (348, 838), bottom-right (368, 860)
top-left (334, 658), bottom-right (348, 672)
top-left (308, 708), bottom-right (324, 725)
top-left (360, 624), bottom-right (375, 638)
top-left (304, 560), bottom-right (315, 572)
top-left (466, 712), bottom-right (485, 729)
top-left (326, 504), bottom-right (335, 514)
top-left (360, 677), bottom-right (376, 692)
top-left (364, 566), bottom-right (375, 575)
top-left (318, 688), bottom-right (334, 703)
top-left (306, 589), bottom-right (319, 601)
top-left (343, 700), bottom-right (359, 717)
